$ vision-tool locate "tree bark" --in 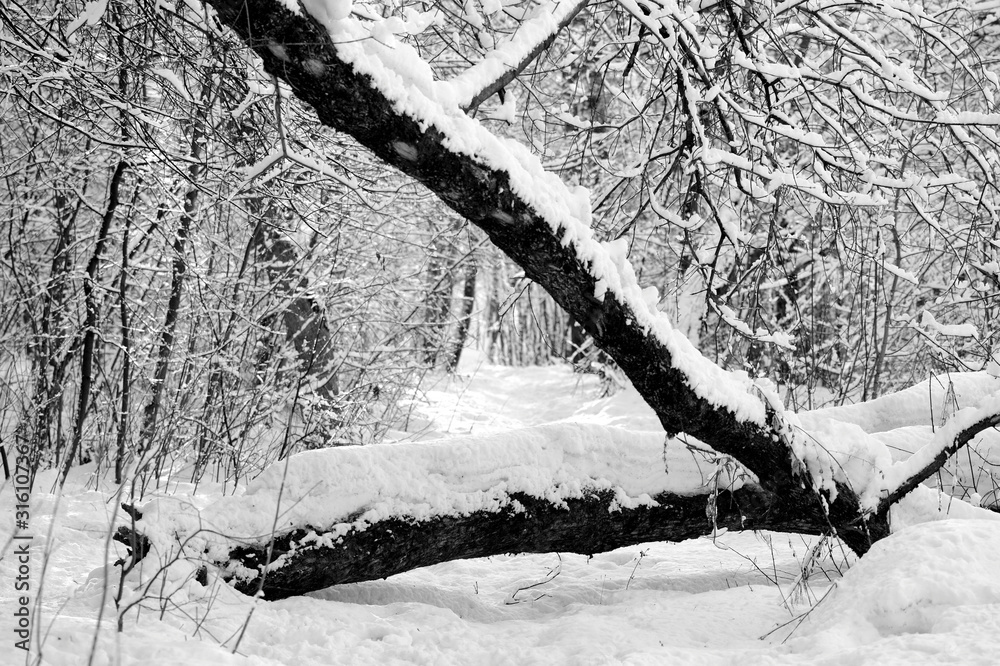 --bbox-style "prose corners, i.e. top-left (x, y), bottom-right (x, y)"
top-left (253, 216), bottom-right (340, 403)
top-left (446, 260), bottom-right (477, 371)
